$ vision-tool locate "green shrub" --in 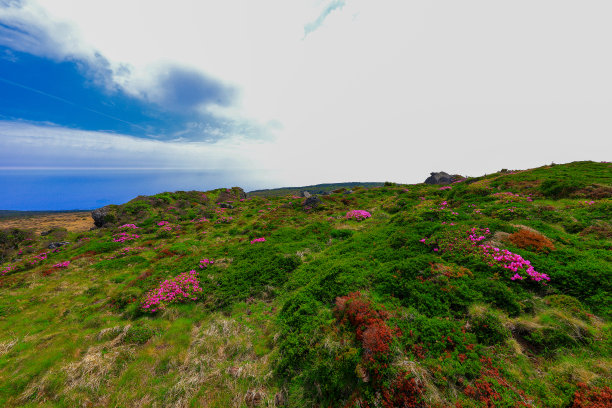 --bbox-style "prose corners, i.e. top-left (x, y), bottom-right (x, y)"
top-left (123, 324), bottom-right (155, 344)
top-left (469, 306), bottom-right (509, 345)
top-left (330, 229), bottom-right (353, 240)
top-left (540, 179), bottom-right (584, 199)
